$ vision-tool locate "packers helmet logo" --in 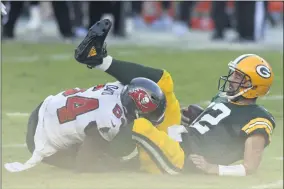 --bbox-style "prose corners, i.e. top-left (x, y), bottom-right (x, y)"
top-left (88, 46), bottom-right (97, 57)
top-left (128, 88), bottom-right (157, 113)
top-left (256, 65), bottom-right (271, 78)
